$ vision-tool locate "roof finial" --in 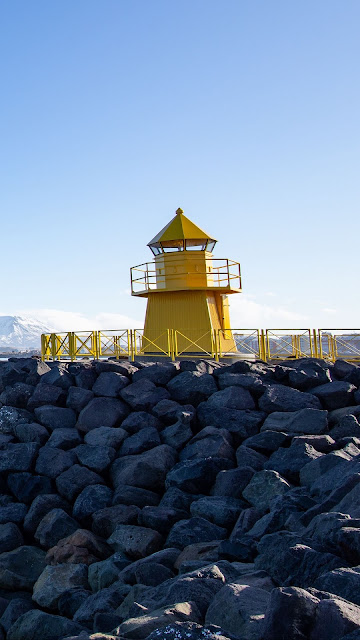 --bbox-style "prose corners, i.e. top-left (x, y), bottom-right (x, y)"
top-left (175, 207), bottom-right (183, 215)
